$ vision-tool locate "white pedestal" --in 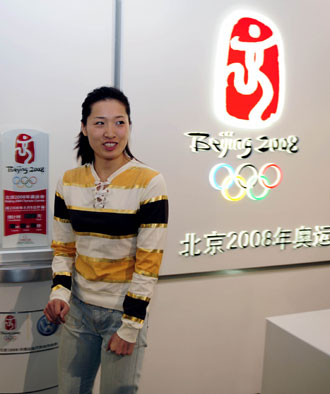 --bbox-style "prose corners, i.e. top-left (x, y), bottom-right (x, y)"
top-left (0, 263), bottom-right (58, 394)
top-left (261, 309), bottom-right (330, 394)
